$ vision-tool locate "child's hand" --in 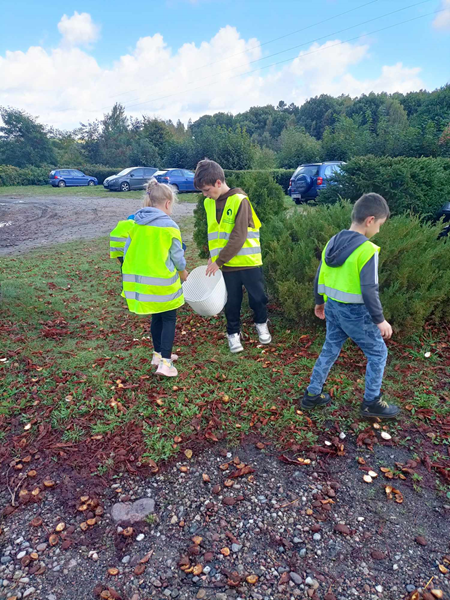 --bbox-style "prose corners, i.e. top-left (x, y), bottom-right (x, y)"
top-left (377, 320), bottom-right (393, 340)
top-left (179, 270), bottom-right (188, 282)
top-left (314, 304), bottom-right (325, 320)
top-left (206, 261), bottom-right (220, 277)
